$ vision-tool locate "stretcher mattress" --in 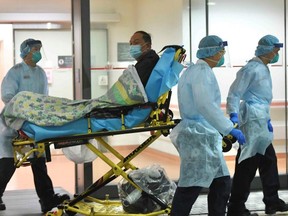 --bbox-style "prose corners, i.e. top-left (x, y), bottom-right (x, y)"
top-left (7, 47), bottom-right (184, 142)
